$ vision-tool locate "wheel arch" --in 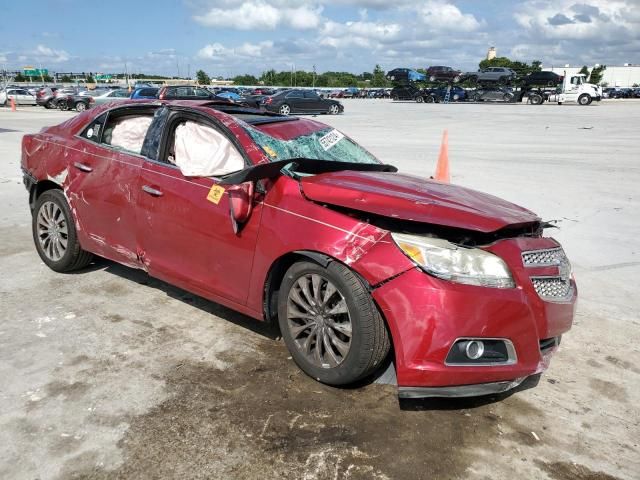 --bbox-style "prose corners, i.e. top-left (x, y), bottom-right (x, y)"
top-left (29, 179), bottom-right (62, 211)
